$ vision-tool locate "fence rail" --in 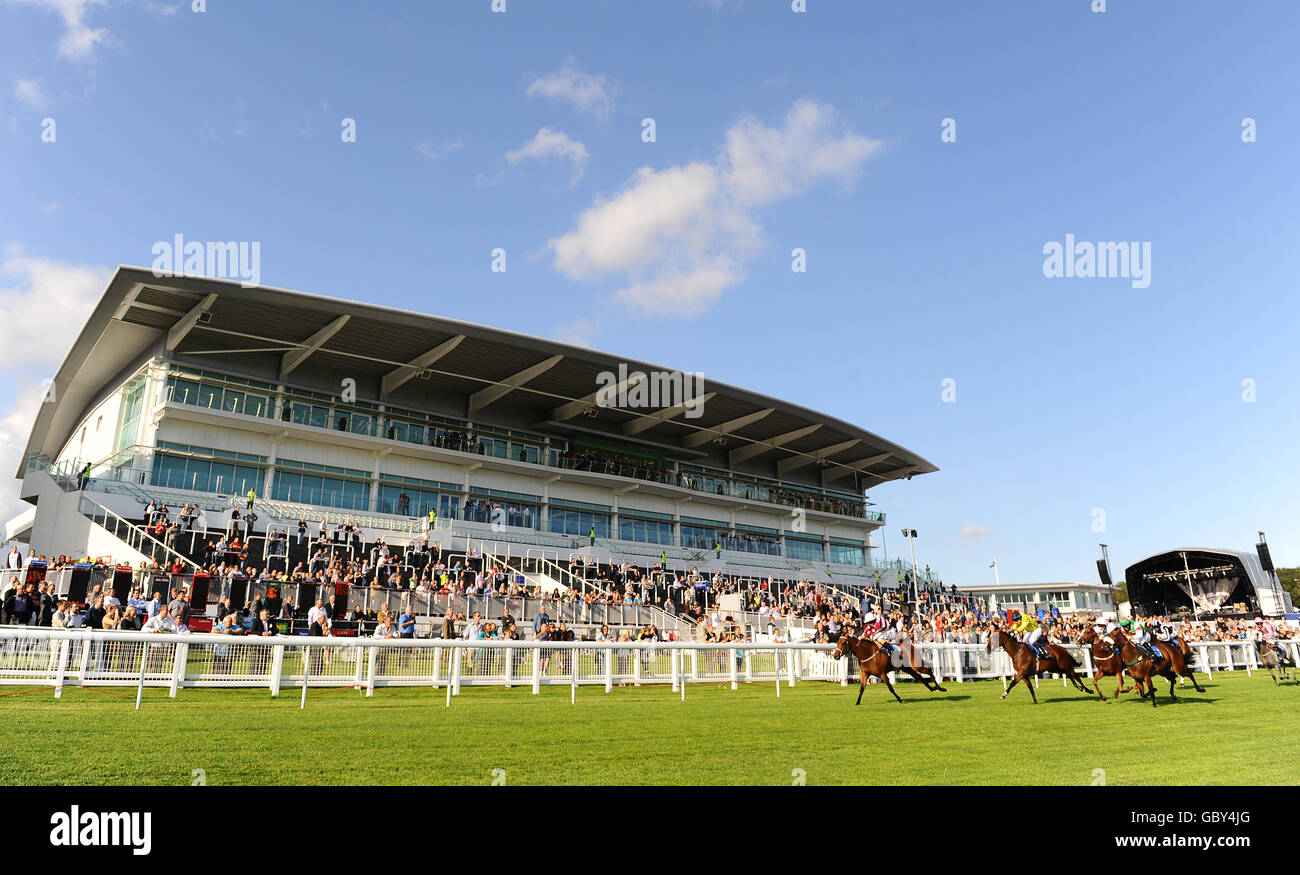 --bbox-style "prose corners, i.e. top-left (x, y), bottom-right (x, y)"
top-left (0, 629), bottom-right (1290, 710)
